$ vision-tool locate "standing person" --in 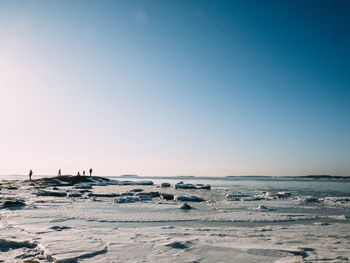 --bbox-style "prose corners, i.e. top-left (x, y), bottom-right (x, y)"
top-left (58, 169), bottom-right (61, 177)
top-left (77, 171), bottom-right (80, 176)
top-left (29, 169), bottom-right (33, 181)
top-left (89, 168), bottom-right (93, 177)
top-left (83, 171), bottom-right (85, 176)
